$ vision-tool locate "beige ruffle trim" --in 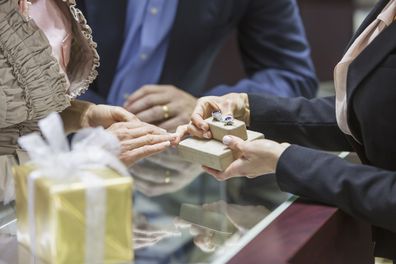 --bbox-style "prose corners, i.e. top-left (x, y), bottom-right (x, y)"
top-left (65, 0), bottom-right (100, 98)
